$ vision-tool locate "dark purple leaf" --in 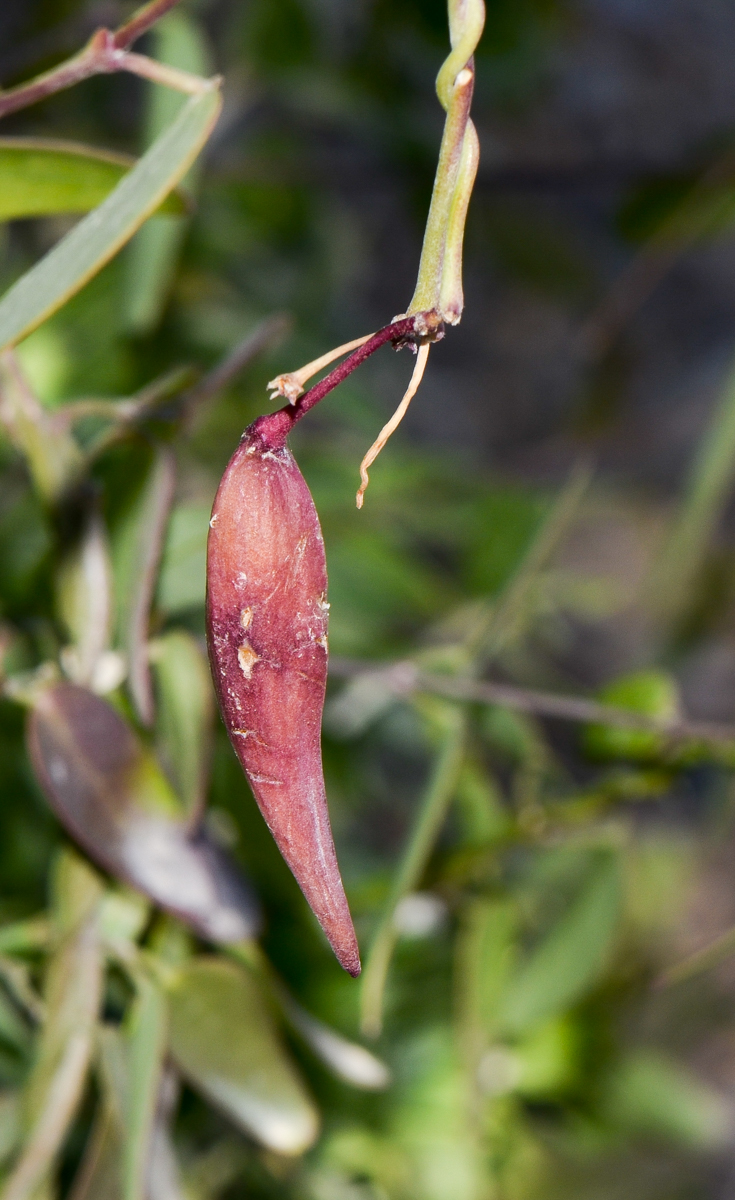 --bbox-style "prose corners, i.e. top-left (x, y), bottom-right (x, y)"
top-left (27, 684), bottom-right (260, 943)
